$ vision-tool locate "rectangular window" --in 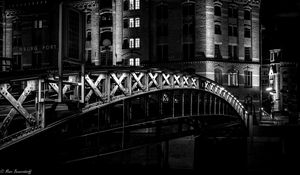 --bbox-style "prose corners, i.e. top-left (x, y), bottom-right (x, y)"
top-left (135, 58), bottom-right (140, 66)
top-left (86, 32), bottom-right (91, 41)
top-left (244, 71), bottom-right (252, 87)
top-left (244, 10), bottom-right (251, 20)
top-left (214, 6), bottom-right (221, 16)
top-left (129, 58), bottom-right (134, 66)
top-left (135, 17), bottom-right (140, 27)
top-left (135, 38), bottom-right (140, 48)
top-left (214, 44), bottom-right (222, 59)
top-left (229, 7), bottom-right (238, 18)
top-left (34, 20), bottom-right (43, 29)
top-left (123, 18), bottom-right (129, 28)
top-left (129, 18), bottom-right (134, 28)
top-left (228, 45), bottom-right (238, 60)
top-left (129, 38), bottom-right (134, 48)
top-left (215, 24), bottom-right (222, 35)
top-left (245, 47), bottom-right (251, 61)
top-left (244, 28), bottom-right (251, 38)
top-left (135, 0), bottom-right (140, 10)
top-left (228, 25), bottom-right (237, 36)
top-left (87, 15), bottom-right (91, 24)
top-left (87, 50), bottom-right (91, 62)
top-left (129, 0), bottom-right (134, 10)
top-left (228, 72), bottom-right (239, 86)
